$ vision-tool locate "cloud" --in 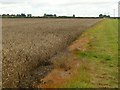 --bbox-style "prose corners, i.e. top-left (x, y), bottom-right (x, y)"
top-left (58, 1), bottom-right (116, 6)
top-left (0, 0), bottom-right (119, 17)
top-left (0, 0), bottom-right (25, 4)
